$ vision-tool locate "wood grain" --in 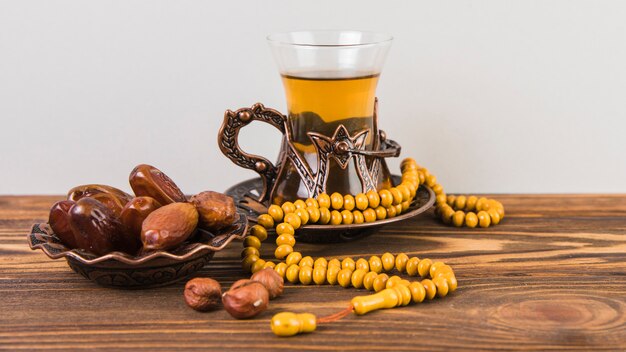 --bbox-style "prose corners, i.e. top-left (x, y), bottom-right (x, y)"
top-left (1, 195), bottom-right (625, 351)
